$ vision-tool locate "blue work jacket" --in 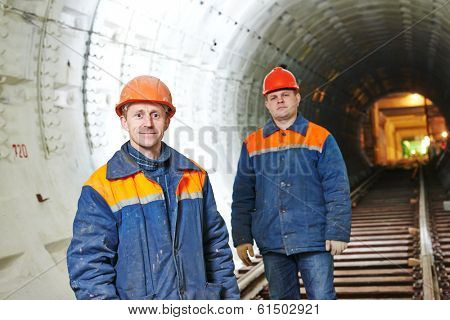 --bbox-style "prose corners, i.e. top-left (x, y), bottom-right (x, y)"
top-left (67, 143), bottom-right (239, 300)
top-left (231, 114), bottom-right (351, 255)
